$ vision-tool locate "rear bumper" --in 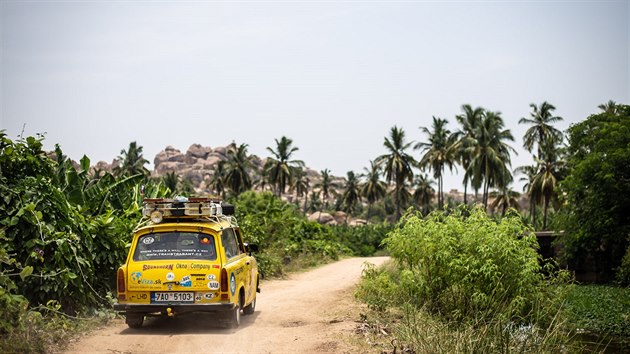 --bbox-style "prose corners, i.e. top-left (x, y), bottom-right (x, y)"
top-left (113, 302), bottom-right (235, 315)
